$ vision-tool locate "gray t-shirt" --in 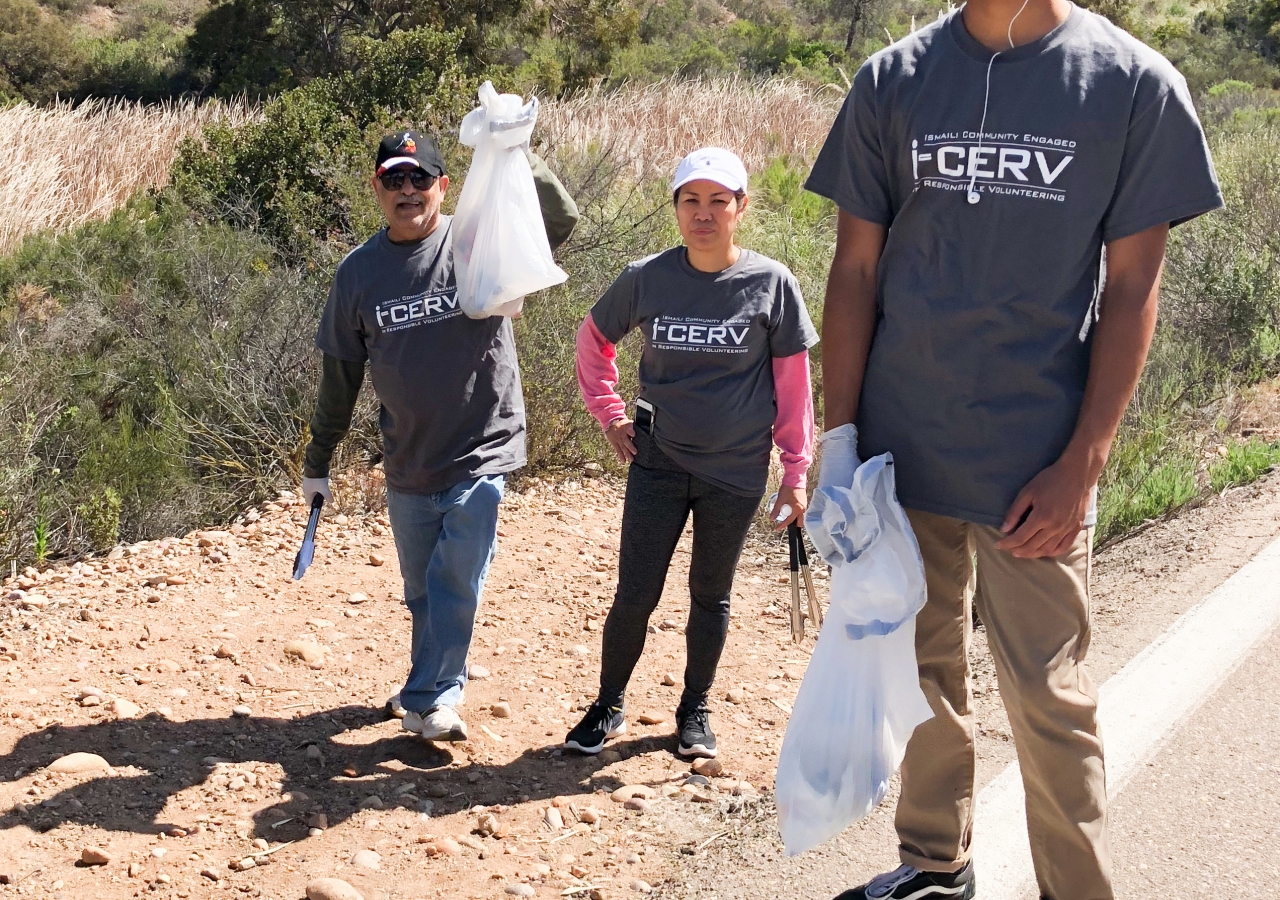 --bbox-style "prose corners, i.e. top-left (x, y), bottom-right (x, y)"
top-left (806, 6), bottom-right (1223, 526)
top-left (591, 247), bottom-right (819, 496)
top-left (315, 216), bottom-right (525, 495)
